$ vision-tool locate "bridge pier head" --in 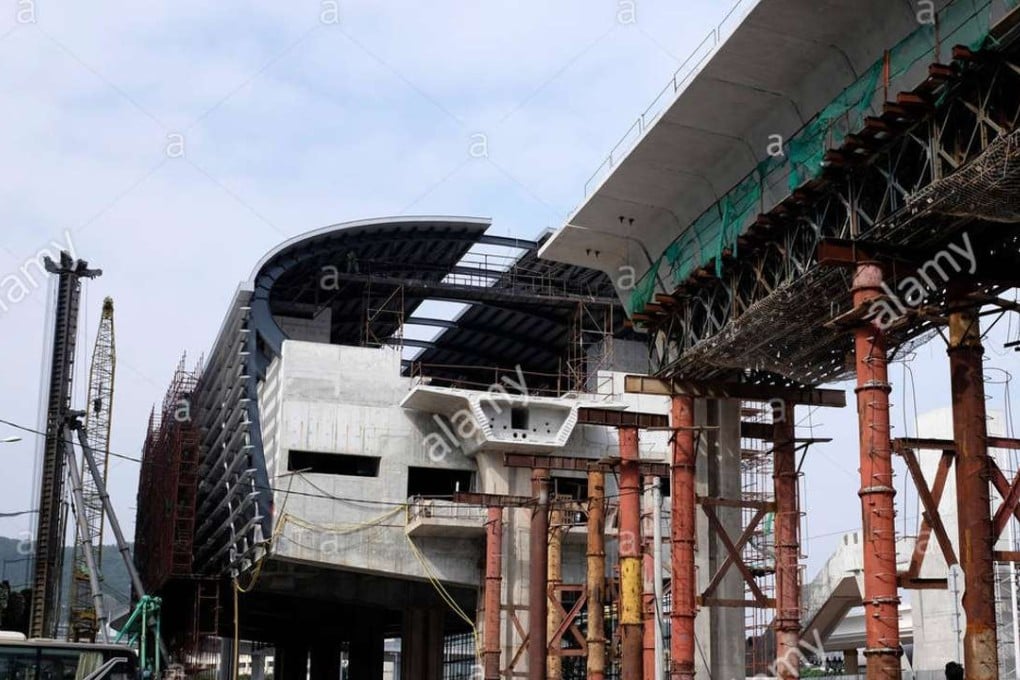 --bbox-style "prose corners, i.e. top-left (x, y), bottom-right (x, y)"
top-left (851, 261), bottom-right (903, 678)
top-left (948, 282), bottom-right (999, 680)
